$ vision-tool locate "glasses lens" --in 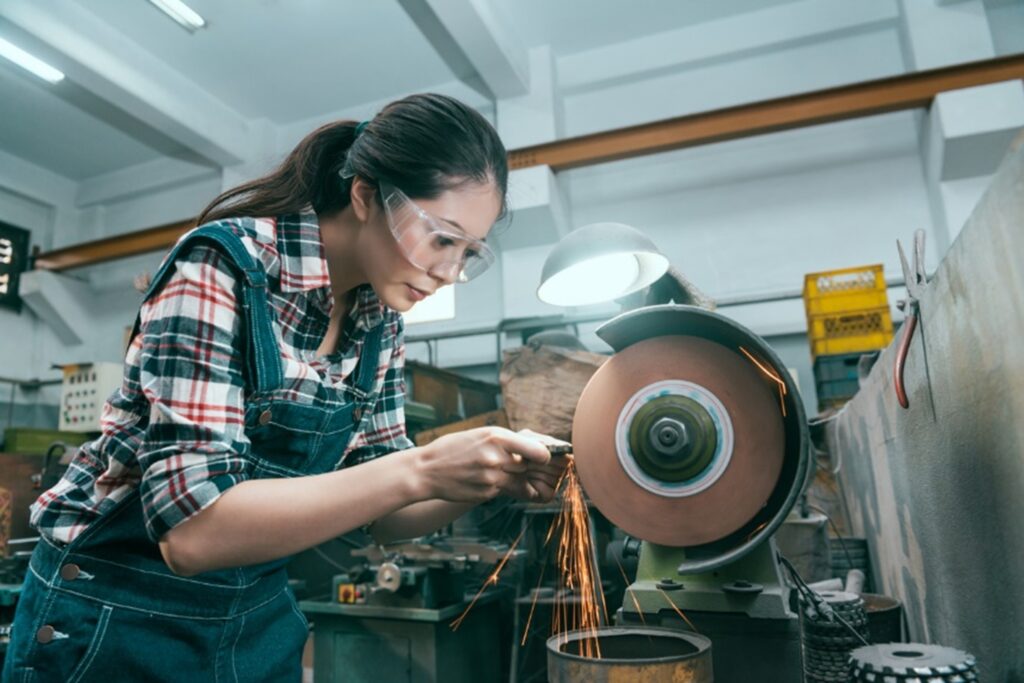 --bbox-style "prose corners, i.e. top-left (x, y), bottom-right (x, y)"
top-left (382, 185), bottom-right (495, 282)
